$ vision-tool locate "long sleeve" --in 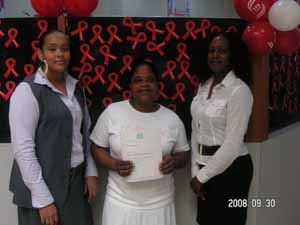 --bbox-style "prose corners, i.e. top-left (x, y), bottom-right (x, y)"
top-left (191, 119), bottom-right (199, 178)
top-left (9, 83), bottom-right (54, 208)
top-left (84, 103), bottom-right (98, 177)
top-left (196, 86), bottom-right (253, 183)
